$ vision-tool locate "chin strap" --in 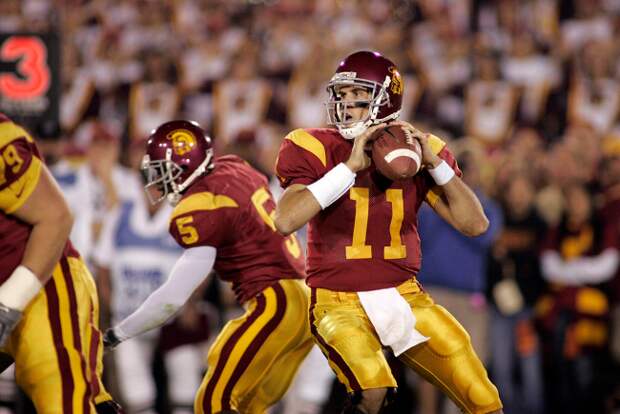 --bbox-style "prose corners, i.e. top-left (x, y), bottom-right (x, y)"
top-left (338, 119), bottom-right (375, 140)
top-left (166, 149), bottom-right (214, 206)
top-left (338, 109), bottom-right (402, 139)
